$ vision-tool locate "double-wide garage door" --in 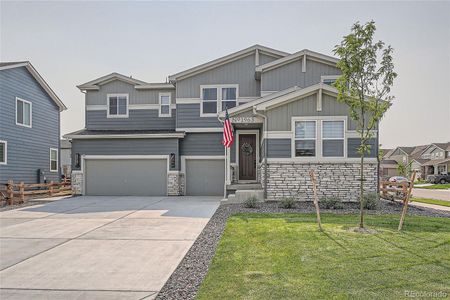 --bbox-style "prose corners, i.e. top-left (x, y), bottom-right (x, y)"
top-left (185, 158), bottom-right (224, 196)
top-left (85, 159), bottom-right (167, 196)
